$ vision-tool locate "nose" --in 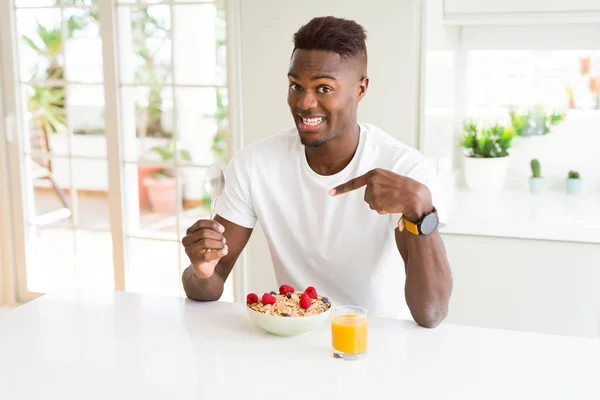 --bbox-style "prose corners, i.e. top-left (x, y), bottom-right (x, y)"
top-left (297, 91), bottom-right (318, 111)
